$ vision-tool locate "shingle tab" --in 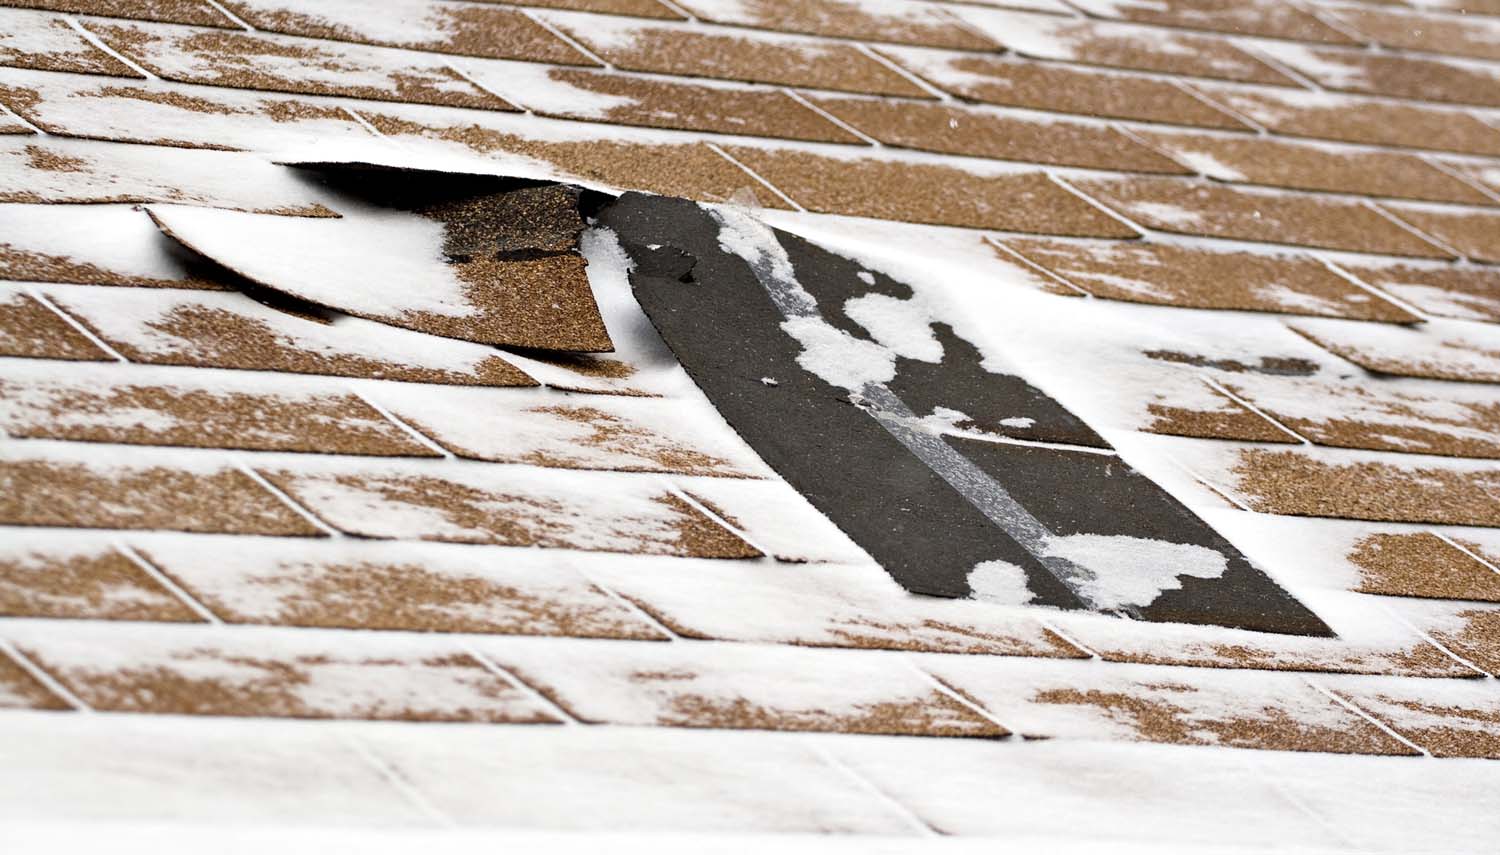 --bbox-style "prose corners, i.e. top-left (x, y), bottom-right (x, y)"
top-left (0, 538), bottom-right (201, 621)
